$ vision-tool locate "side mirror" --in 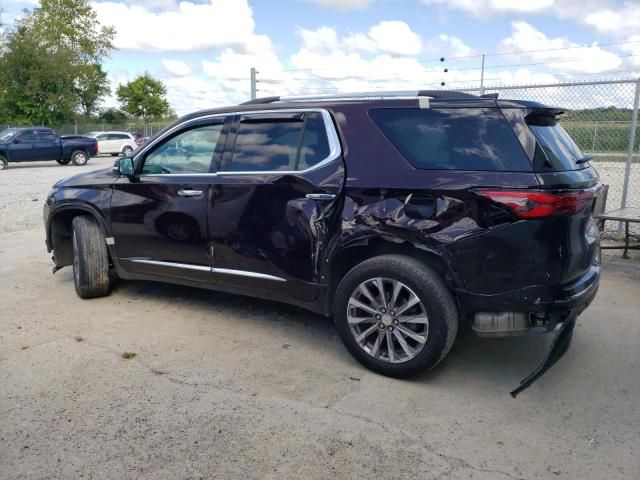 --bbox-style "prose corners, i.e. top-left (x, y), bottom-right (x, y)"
top-left (113, 157), bottom-right (134, 176)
